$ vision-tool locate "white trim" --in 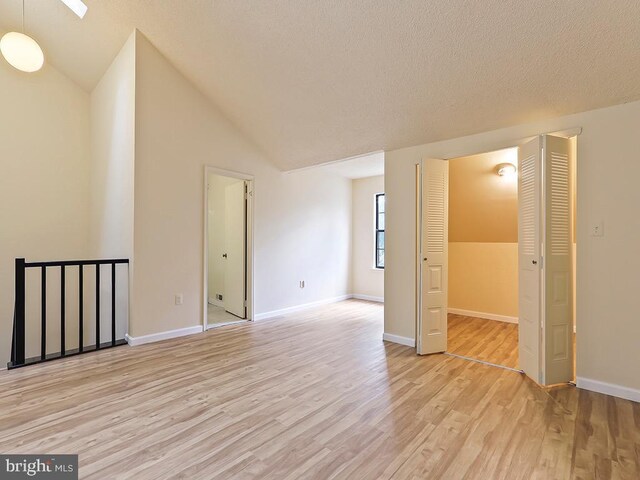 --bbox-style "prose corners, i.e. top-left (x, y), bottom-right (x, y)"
top-left (352, 294), bottom-right (384, 303)
top-left (206, 319), bottom-right (247, 330)
top-left (382, 332), bottom-right (415, 347)
top-left (415, 162), bottom-right (423, 354)
top-left (282, 150), bottom-right (384, 175)
top-left (437, 127), bottom-right (582, 161)
top-left (125, 325), bottom-right (203, 346)
top-left (203, 166), bottom-right (255, 332)
top-left (254, 295), bottom-right (351, 321)
top-left (576, 377), bottom-right (640, 403)
top-left (448, 308), bottom-right (518, 324)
